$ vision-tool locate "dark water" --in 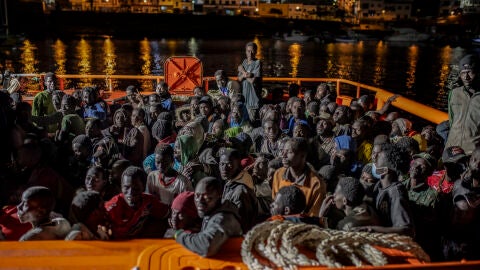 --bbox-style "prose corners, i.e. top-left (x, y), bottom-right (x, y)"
top-left (2, 36), bottom-right (479, 110)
